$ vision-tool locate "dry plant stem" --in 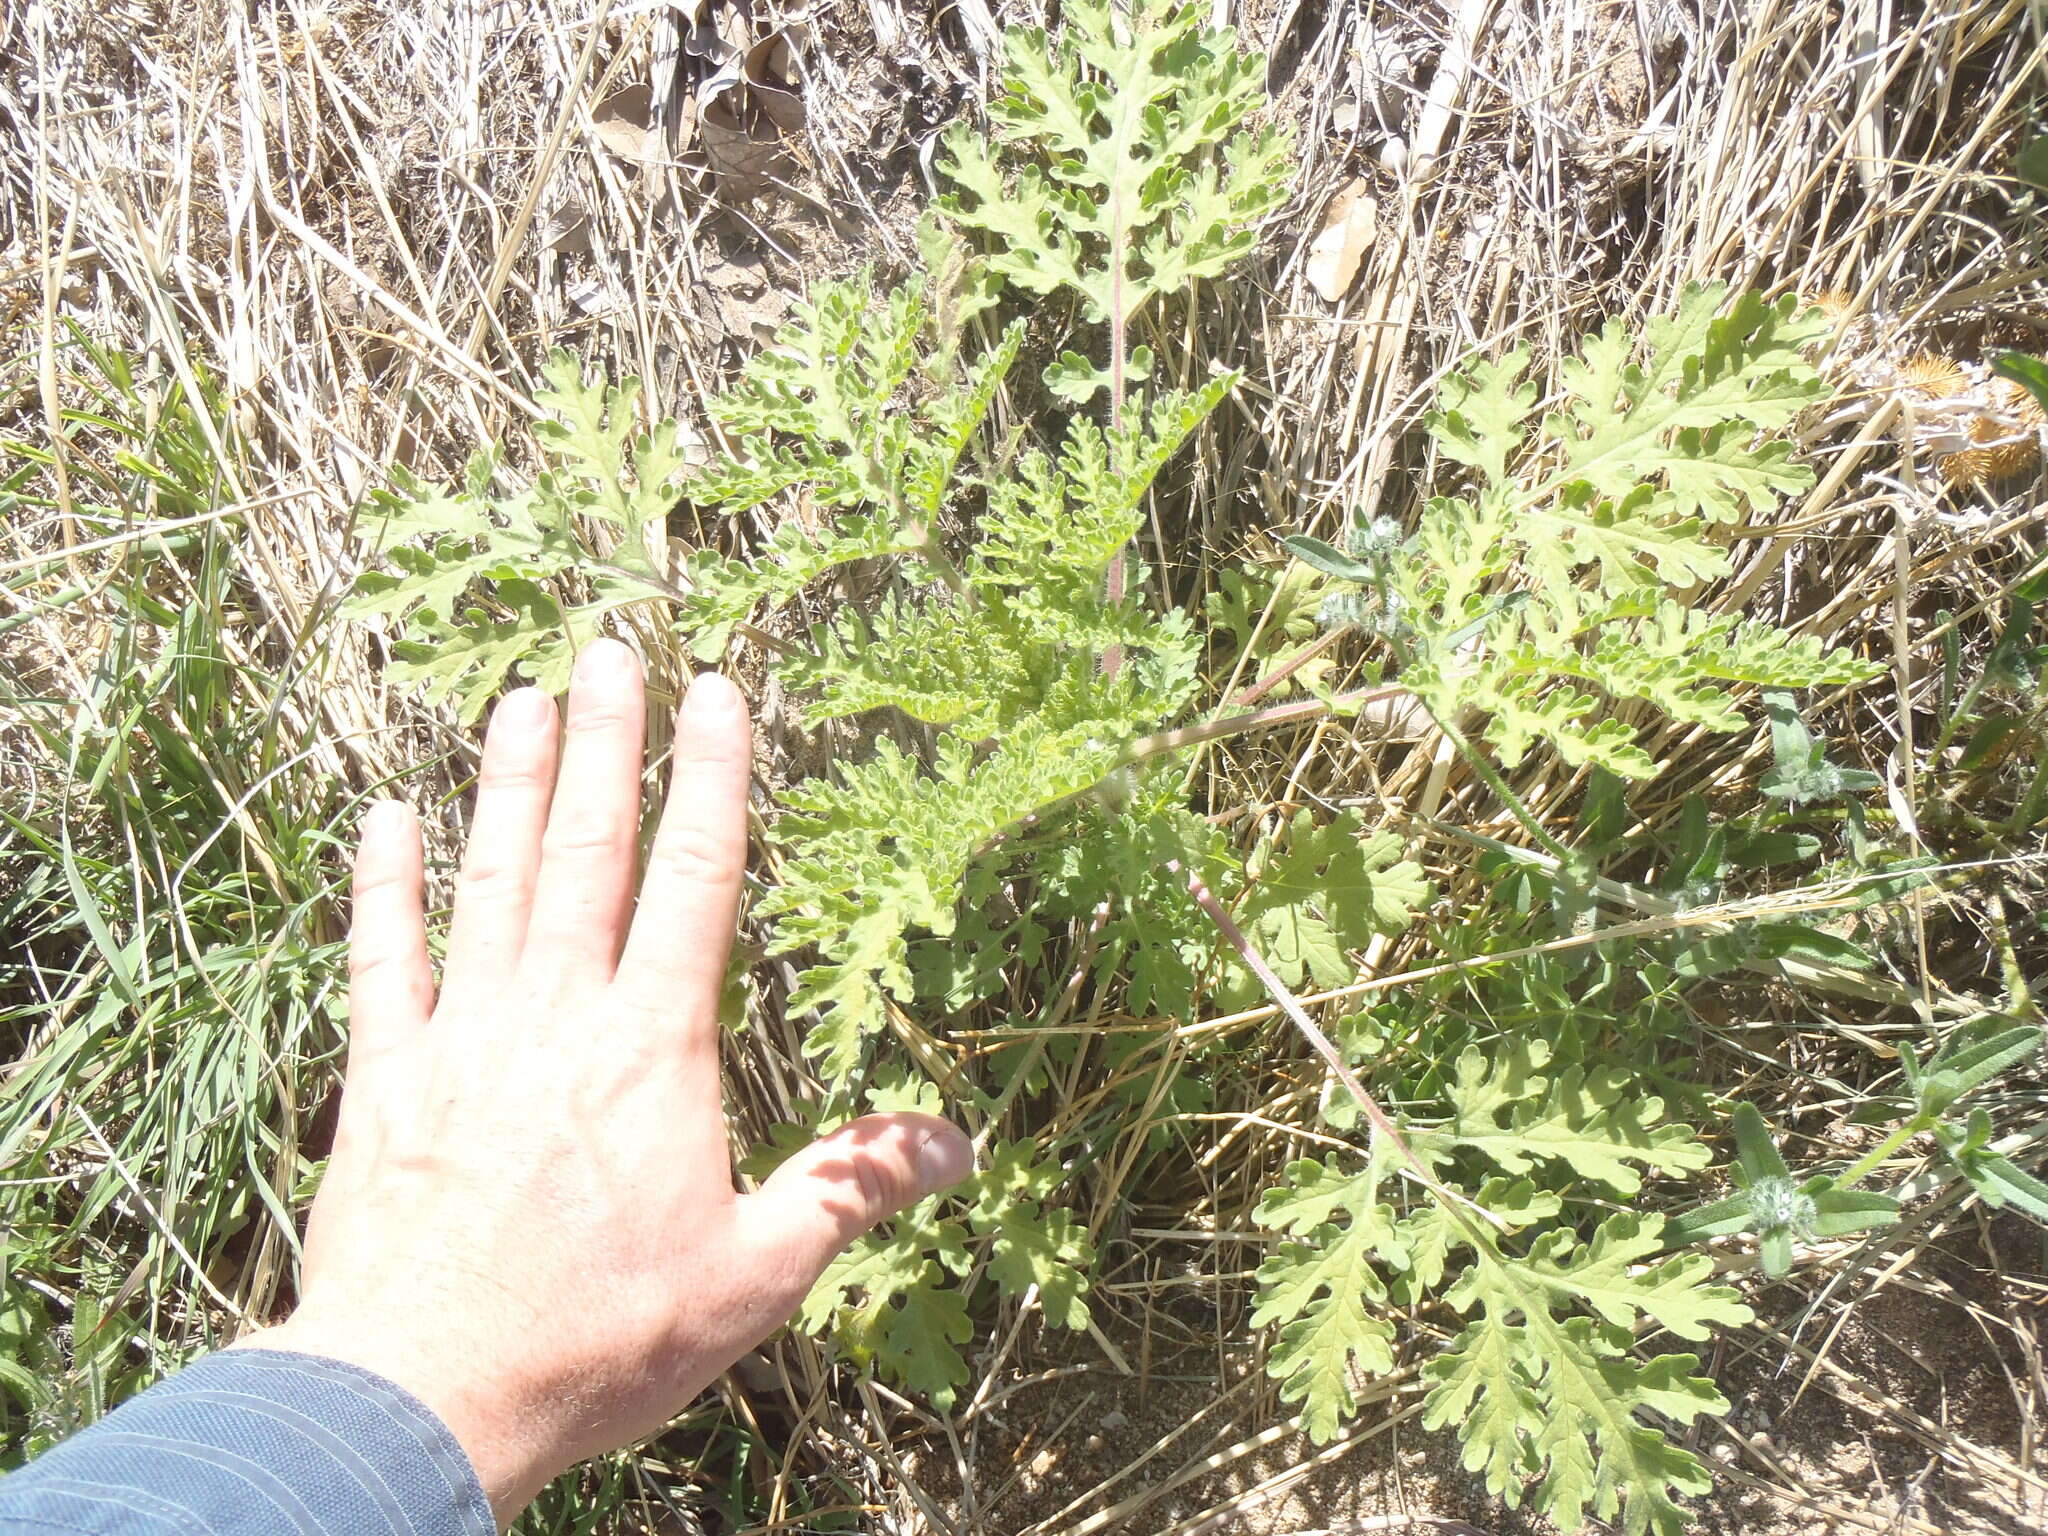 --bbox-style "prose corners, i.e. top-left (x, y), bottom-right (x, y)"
top-left (1113, 683), bottom-right (1407, 770)
top-left (460, 0), bottom-right (612, 362)
top-left (970, 901), bottom-right (1112, 1155)
top-left (1229, 623), bottom-right (1354, 707)
top-left (1168, 859), bottom-right (1505, 1232)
